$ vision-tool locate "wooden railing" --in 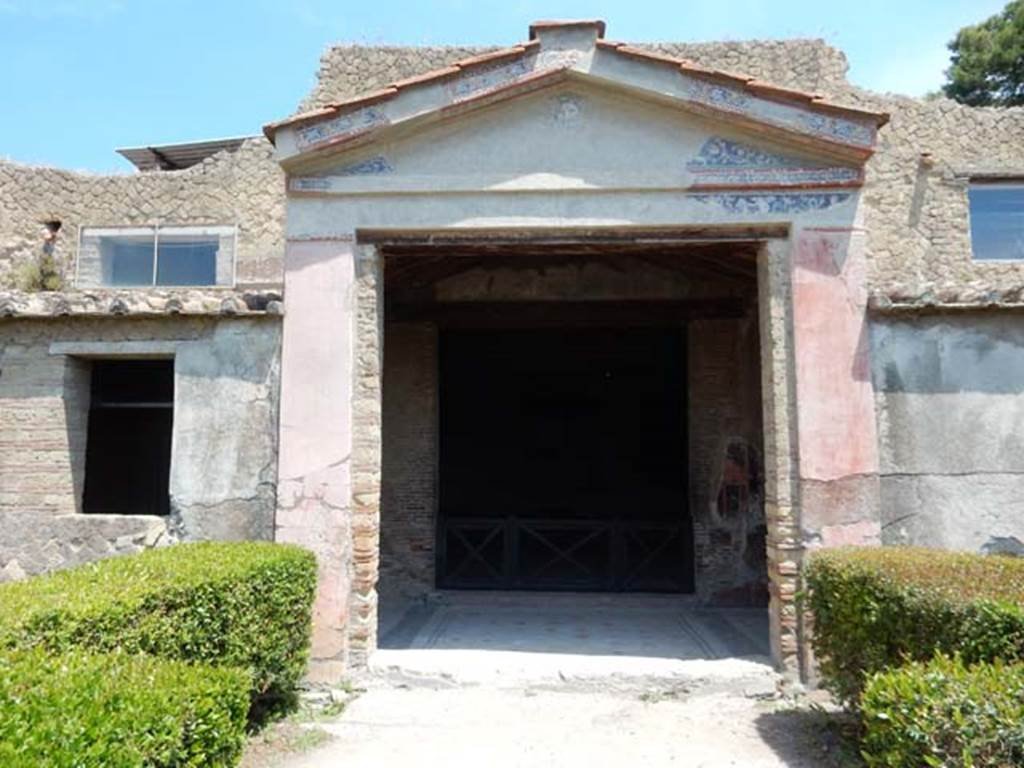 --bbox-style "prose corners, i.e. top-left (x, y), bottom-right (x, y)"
top-left (438, 516), bottom-right (693, 592)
